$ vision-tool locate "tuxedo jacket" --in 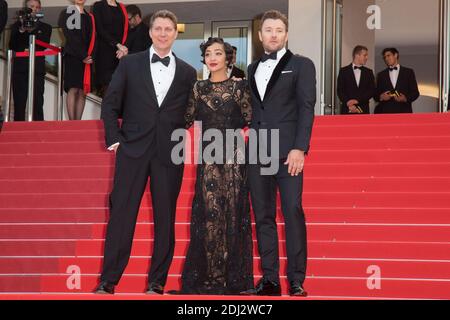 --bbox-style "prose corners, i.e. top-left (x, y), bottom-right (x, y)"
top-left (127, 23), bottom-right (152, 54)
top-left (247, 50), bottom-right (316, 159)
top-left (375, 66), bottom-right (420, 113)
top-left (337, 64), bottom-right (375, 114)
top-left (101, 50), bottom-right (197, 164)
